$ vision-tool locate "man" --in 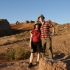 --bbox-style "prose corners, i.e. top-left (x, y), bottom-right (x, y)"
top-left (38, 14), bottom-right (55, 59)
